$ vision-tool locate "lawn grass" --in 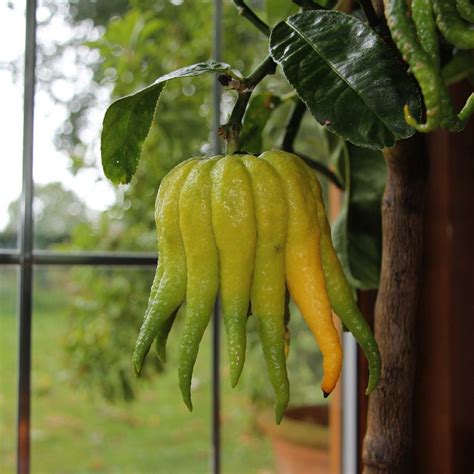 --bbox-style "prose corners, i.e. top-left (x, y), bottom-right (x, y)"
top-left (1, 301), bottom-right (275, 473)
